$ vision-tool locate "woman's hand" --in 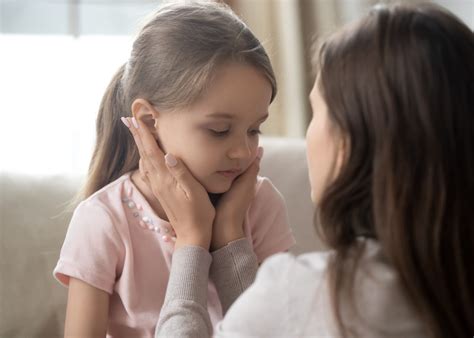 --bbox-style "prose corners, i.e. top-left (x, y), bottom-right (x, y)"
top-left (211, 147), bottom-right (263, 251)
top-left (123, 117), bottom-right (215, 250)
